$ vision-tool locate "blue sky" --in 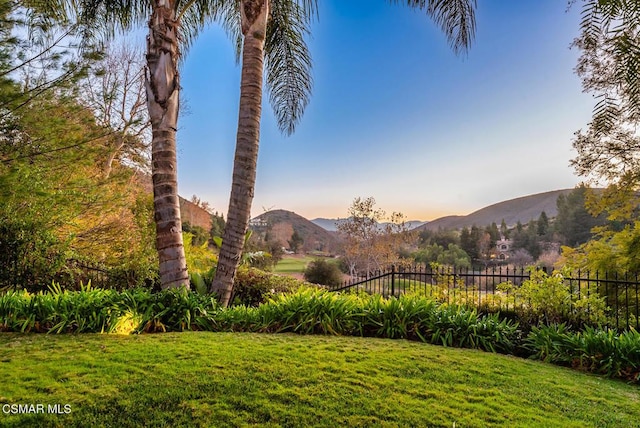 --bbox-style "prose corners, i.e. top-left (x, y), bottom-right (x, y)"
top-left (174, 0), bottom-right (593, 221)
